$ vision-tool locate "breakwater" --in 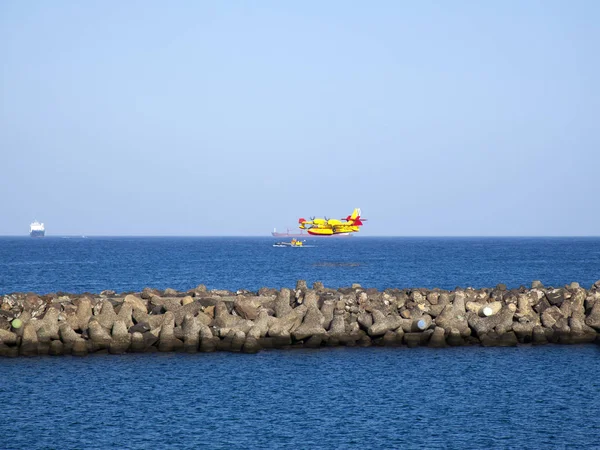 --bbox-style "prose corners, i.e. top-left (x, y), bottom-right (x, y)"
top-left (2, 280), bottom-right (600, 356)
